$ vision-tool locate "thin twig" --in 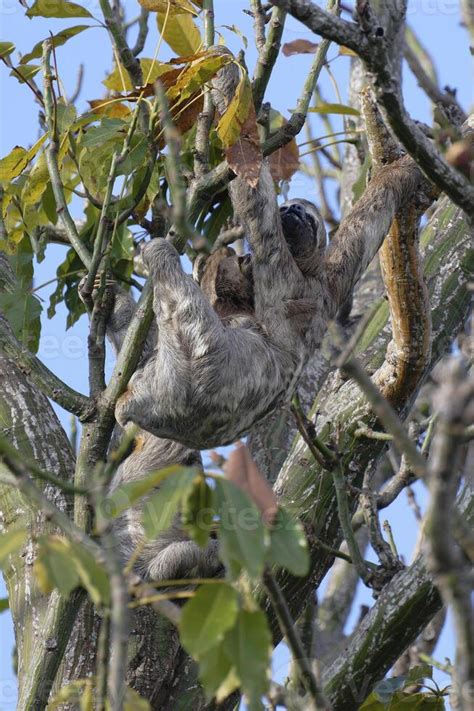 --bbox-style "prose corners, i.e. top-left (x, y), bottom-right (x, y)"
top-left (264, 570), bottom-right (330, 710)
top-left (339, 355), bottom-right (427, 476)
top-left (42, 40), bottom-right (91, 268)
top-left (331, 459), bottom-right (374, 588)
top-left (264, 0), bottom-right (340, 157)
top-left (252, 5), bottom-right (286, 112)
top-left (132, 8), bottom-right (149, 57)
top-left (270, 0), bottom-right (474, 222)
